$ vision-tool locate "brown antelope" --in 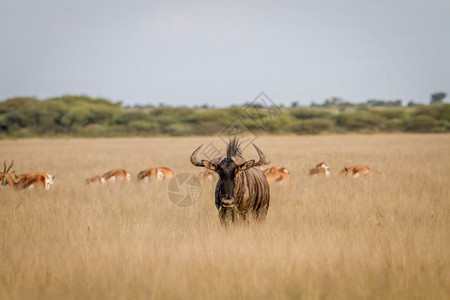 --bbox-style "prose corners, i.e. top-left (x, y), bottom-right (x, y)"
top-left (339, 166), bottom-right (384, 178)
top-left (13, 171), bottom-right (55, 190)
top-left (1, 161), bottom-right (54, 190)
top-left (338, 166), bottom-right (355, 178)
top-left (309, 162), bottom-right (330, 178)
top-left (137, 167), bottom-right (174, 182)
top-left (258, 161), bottom-right (271, 173)
top-left (85, 175), bottom-right (104, 184)
top-left (265, 166), bottom-right (291, 184)
top-left (86, 169), bottom-right (131, 184)
top-left (197, 169), bottom-right (217, 181)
